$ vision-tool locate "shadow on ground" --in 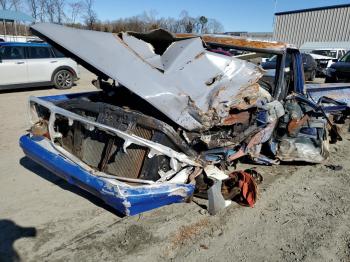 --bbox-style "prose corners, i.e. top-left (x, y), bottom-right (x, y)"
top-left (20, 157), bottom-right (124, 218)
top-left (0, 86), bottom-right (53, 94)
top-left (0, 83), bottom-right (78, 94)
top-left (0, 220), bottom-right (36, 262)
